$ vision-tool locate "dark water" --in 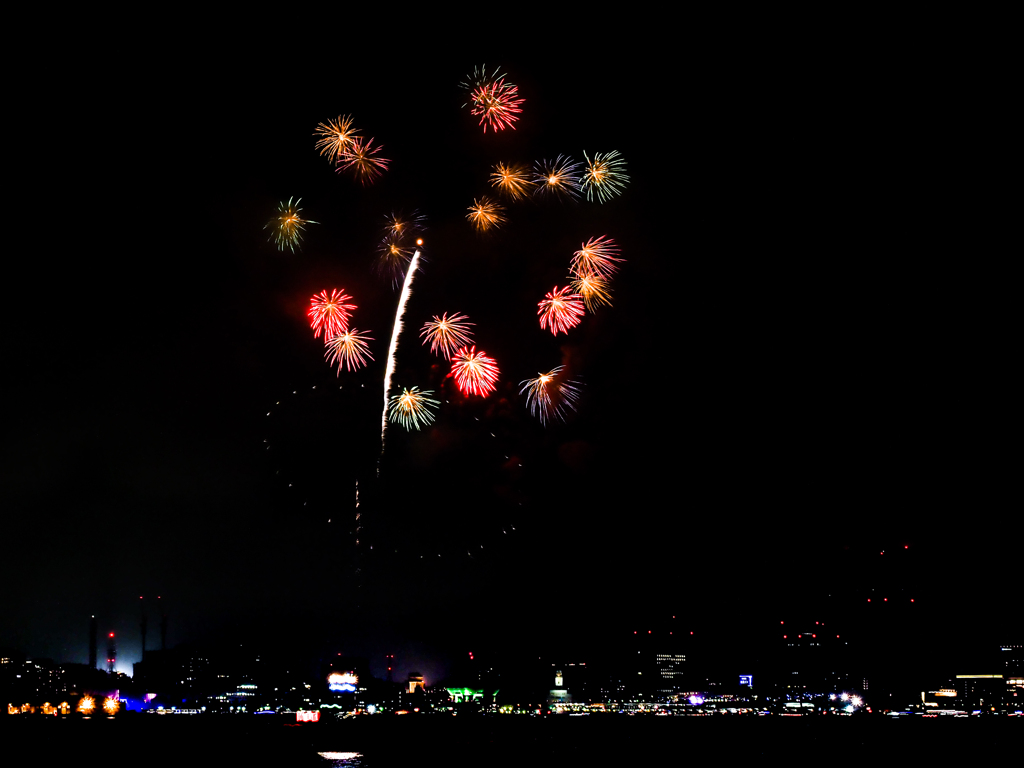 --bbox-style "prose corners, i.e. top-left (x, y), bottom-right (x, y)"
top-left (3, 715), bottom-right (1019, 766)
